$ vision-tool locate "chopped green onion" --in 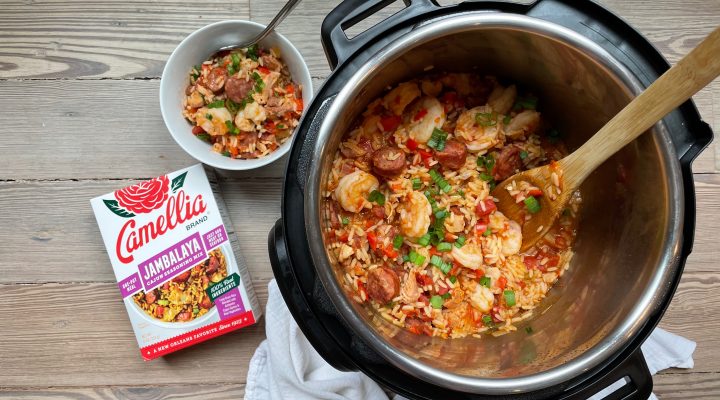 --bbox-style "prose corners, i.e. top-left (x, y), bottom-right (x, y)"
top-left (412, 177), bottom-right (422, 190)
top-left (341, 216), bottom-right (349, 225)
top-left (368, 190), bottom-right (385, 206)
top-left (482, 315), bottom-right (494, 327)
top-left (252, 71), bottom-right (265, 92)
top-left (477, 155), bottom-right (495, 171)
top-left (225, 99), bottom-right (240, 114)
top-left (393, 235), bottom-right (404, 249)
top-left (456, 189), bottom-right (465, 198)
top-left (402, 255), bottom-right (410, 263)
top-left (525, 326), bottom-right (534, 334)
top-left (227, 64), bottom-right (237, 76)
top-left (157, 299), bottom-right (169, 306)
top-left (429, 169), bottom-right (451, 193)
top-left (441, 292), bottom-right (451, 299)
top-left (196, 133), bottom-right (211, 143)
top-left (430, 295), bottom-right (444, 309)
top-left (504, 290), bottom-right (516, 307)
top-left (246, 44), bottom-right (259, 61)
top-left (513, 95), bottom-right (538, 110)
top-left (408, 250), bottom-right (426, 266)
top-left (207, 100), bottom-right (225, 108)
top-left (520, 150), bottom-right (528, 160)
top-left (434, 209), bottom-right (448, 219)
top-left (479, 172), bottom-right (493, 182)
top-left (488, 180), bottom-right (497, 190)
top-left (222, 150), bottom-right (231, 157)
top-left (225, 120), bottom-right (240, 135)
top-left (430, 255), bottom-right (452, 274)
top-left (503, 114), bottom-right (512, 125)
top-left (449, 276), bottom-right (457, 283)
top-left (427, 128), bottom-right (448, 150)
top-left (483, 228), bottom-right (492, 237)
top-left (454, 235), bottom-right (466, 248)
top-left (231, 53), bottom-right (241, 69)
top-left (475, 112), bottom-right (497, 127)
top-left (193, 307), bottom-right (200, 315)
top-left (418, 233), bottom-right (431, 247)
top-left (524, 196), bottom-right (541, 214)
top-left (205, 113), bottom-right (213, 120)
top-left (480, 276), bottom-right (491, 288)
top-left (437, 242), bottom-right (452, 252)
